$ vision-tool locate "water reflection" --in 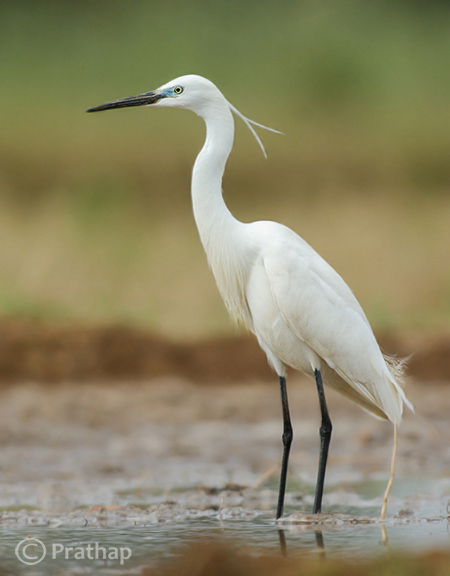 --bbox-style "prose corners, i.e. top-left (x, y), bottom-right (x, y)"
top-left (278, 527), bottom-right (326, 558)
top-left (278, 529), bottom-right (287, 556)
top-left (278, 520), bottom-right (396, 559)
top-left (314, 530), bottom-right (326, 558)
